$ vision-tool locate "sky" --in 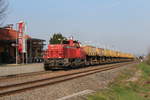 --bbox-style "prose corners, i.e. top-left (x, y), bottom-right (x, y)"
top-left (3, 0), bottom-right (150, 55)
